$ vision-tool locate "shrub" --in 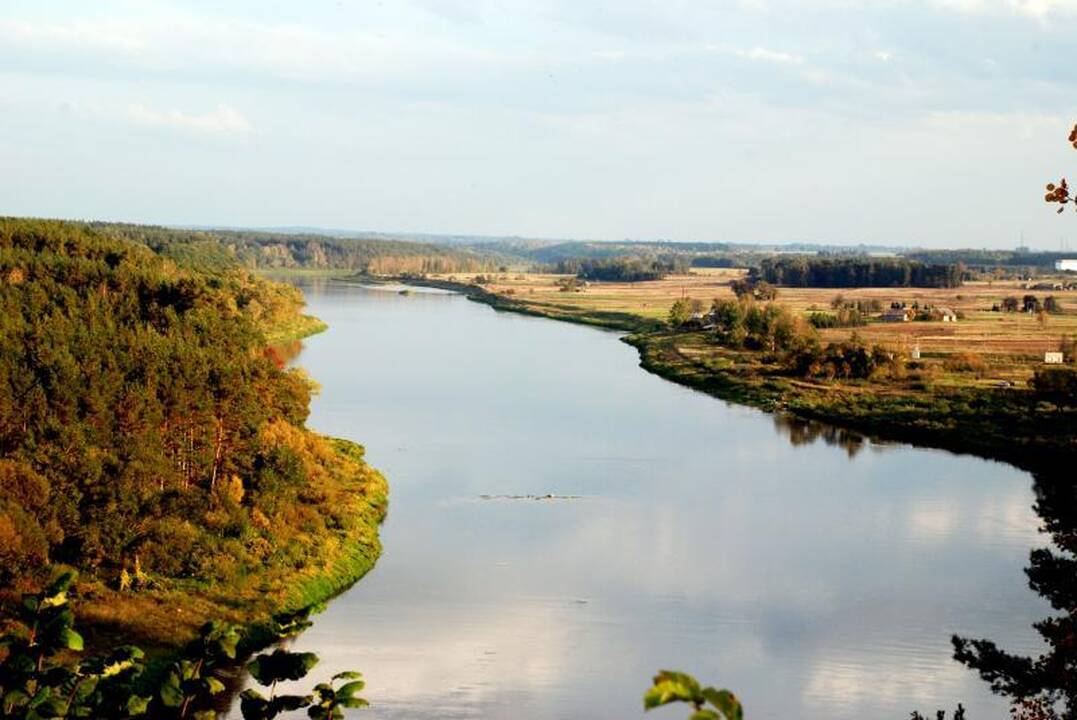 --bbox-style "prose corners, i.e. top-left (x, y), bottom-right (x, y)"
top-left (943, 351), bottom-right (987, 377)
top-left (1030, 366), bottom-right (1077, 407)
top-left (789, 341), bottom-right (894, 380)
